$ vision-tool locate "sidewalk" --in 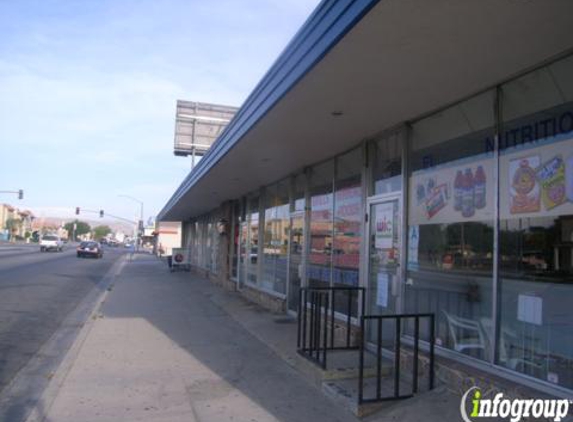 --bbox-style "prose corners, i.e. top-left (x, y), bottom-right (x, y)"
top-left (26, 253), bottom-right (362, 422)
